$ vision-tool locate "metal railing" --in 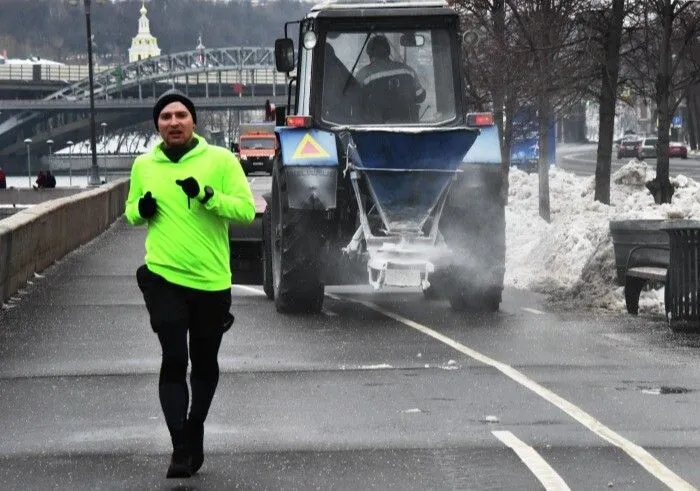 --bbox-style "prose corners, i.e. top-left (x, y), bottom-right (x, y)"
top-left (0, 63), bottom-right (281, 85)
top-left (0, 64), bottom-right (92, 81)
top-left (46, 154), bottom-right (138, 171)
